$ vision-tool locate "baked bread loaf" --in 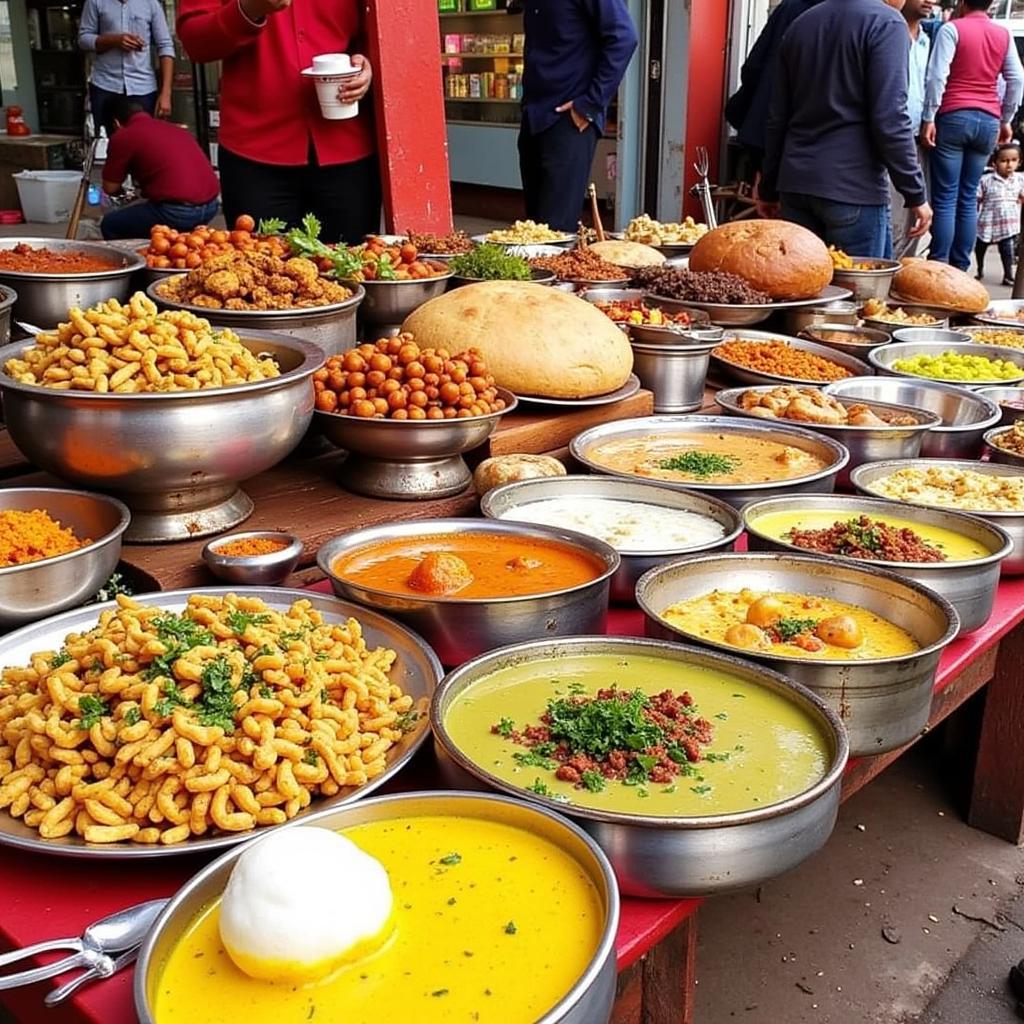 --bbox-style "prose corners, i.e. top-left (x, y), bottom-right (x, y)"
top-left (589, 239), bottom-right (665, 268)
top-left (892, 259), bottom-right (989, 313)
top-left (401, 281), bottom-right (633, 399)
top-left (688, 220), bottom-right (832, 300)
